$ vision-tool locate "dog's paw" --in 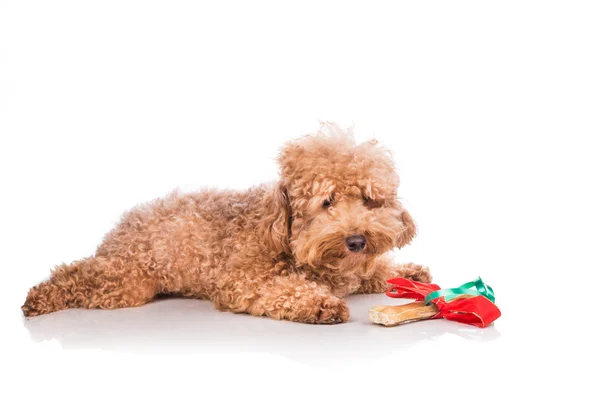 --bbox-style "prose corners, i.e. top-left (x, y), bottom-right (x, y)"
top-left (298, 294), bottom-right (349, 324)
top-left (398, 263), bottom-right (432, 283)
top-left (22, 286), bottom-right (45, 317)
top-left (21, 303), bottom-right (38, 317)
top-left (315, 295), bottom-right (350, 324)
